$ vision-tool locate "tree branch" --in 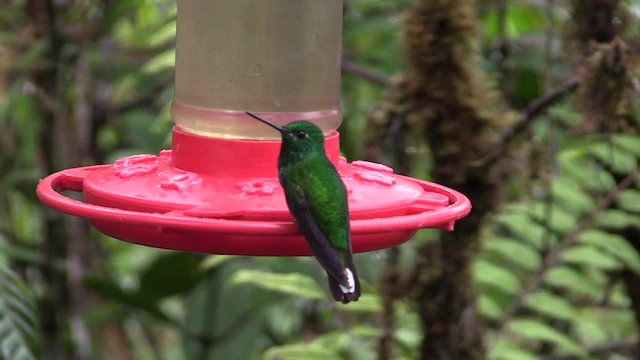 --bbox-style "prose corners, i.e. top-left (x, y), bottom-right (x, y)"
top-left (495, 168), bottom-right (639, 336)
top-left (341, 58), bottom-right (392, 87)
top-left (476, 78), bottom-right (579, 168)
